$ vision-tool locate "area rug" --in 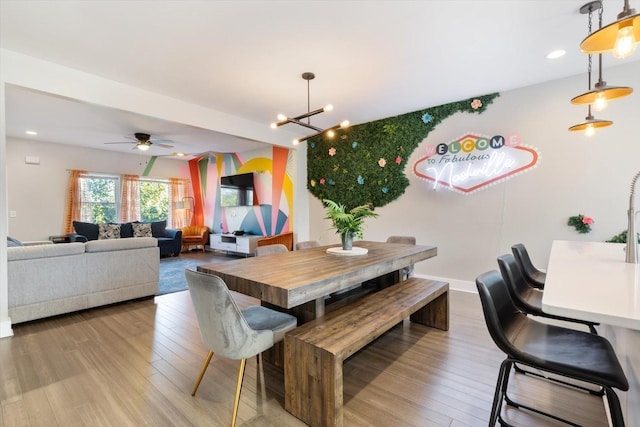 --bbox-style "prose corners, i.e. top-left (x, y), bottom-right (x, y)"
top-left (158, 257), bottom-right (203, 295)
